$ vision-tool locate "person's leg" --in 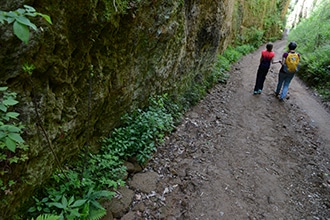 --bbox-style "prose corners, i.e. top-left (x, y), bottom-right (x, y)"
top-left (275, 72), bottom-right (285, 95)
top-left (280, 73), bottom-right (294, 99)
top-left (254, 68), bottom-right (262, 93)
top-left (259, 68), bottom-right (268, 91)
top-left (254, 67), bottom-right (268, 94)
